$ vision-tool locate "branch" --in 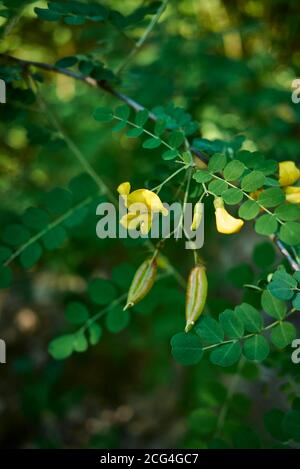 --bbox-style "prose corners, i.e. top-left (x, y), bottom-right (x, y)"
top-left (1, 54), bottom-right (299, 272)
top-left (0, 53), bottom-right (207, 163)
top-left (272, 236), bottom-right (299, 272)
top-left (115, 0), bottom-right (169, 75)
